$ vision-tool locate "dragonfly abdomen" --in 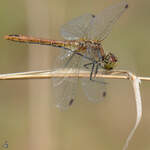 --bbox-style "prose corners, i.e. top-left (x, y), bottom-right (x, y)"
top-left (4, 35), bottom-right (80, 51)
